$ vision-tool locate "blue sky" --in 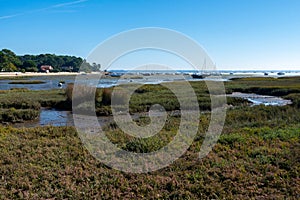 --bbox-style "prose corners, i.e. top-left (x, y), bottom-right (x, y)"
top-left (0, 0), bottom-right (300, 70)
